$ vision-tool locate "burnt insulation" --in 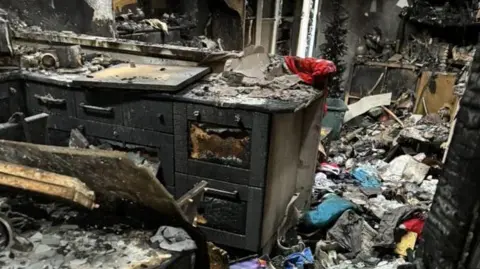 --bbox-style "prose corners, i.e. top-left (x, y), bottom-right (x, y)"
top-left (319, 0), bottom-right (349, 98)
